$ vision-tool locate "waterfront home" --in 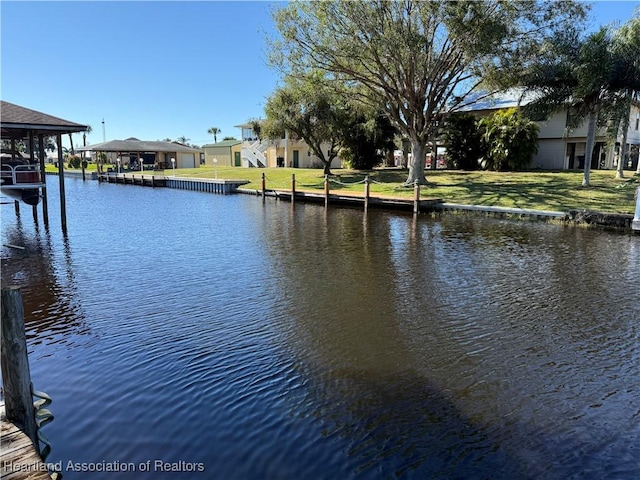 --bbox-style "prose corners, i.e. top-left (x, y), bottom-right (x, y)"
top-left (234, 122), bottom-right (344, 169)
top-left (464, 91), bottom-right (640, 171)
top-left (77, 138), bottom-right (203, 170)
